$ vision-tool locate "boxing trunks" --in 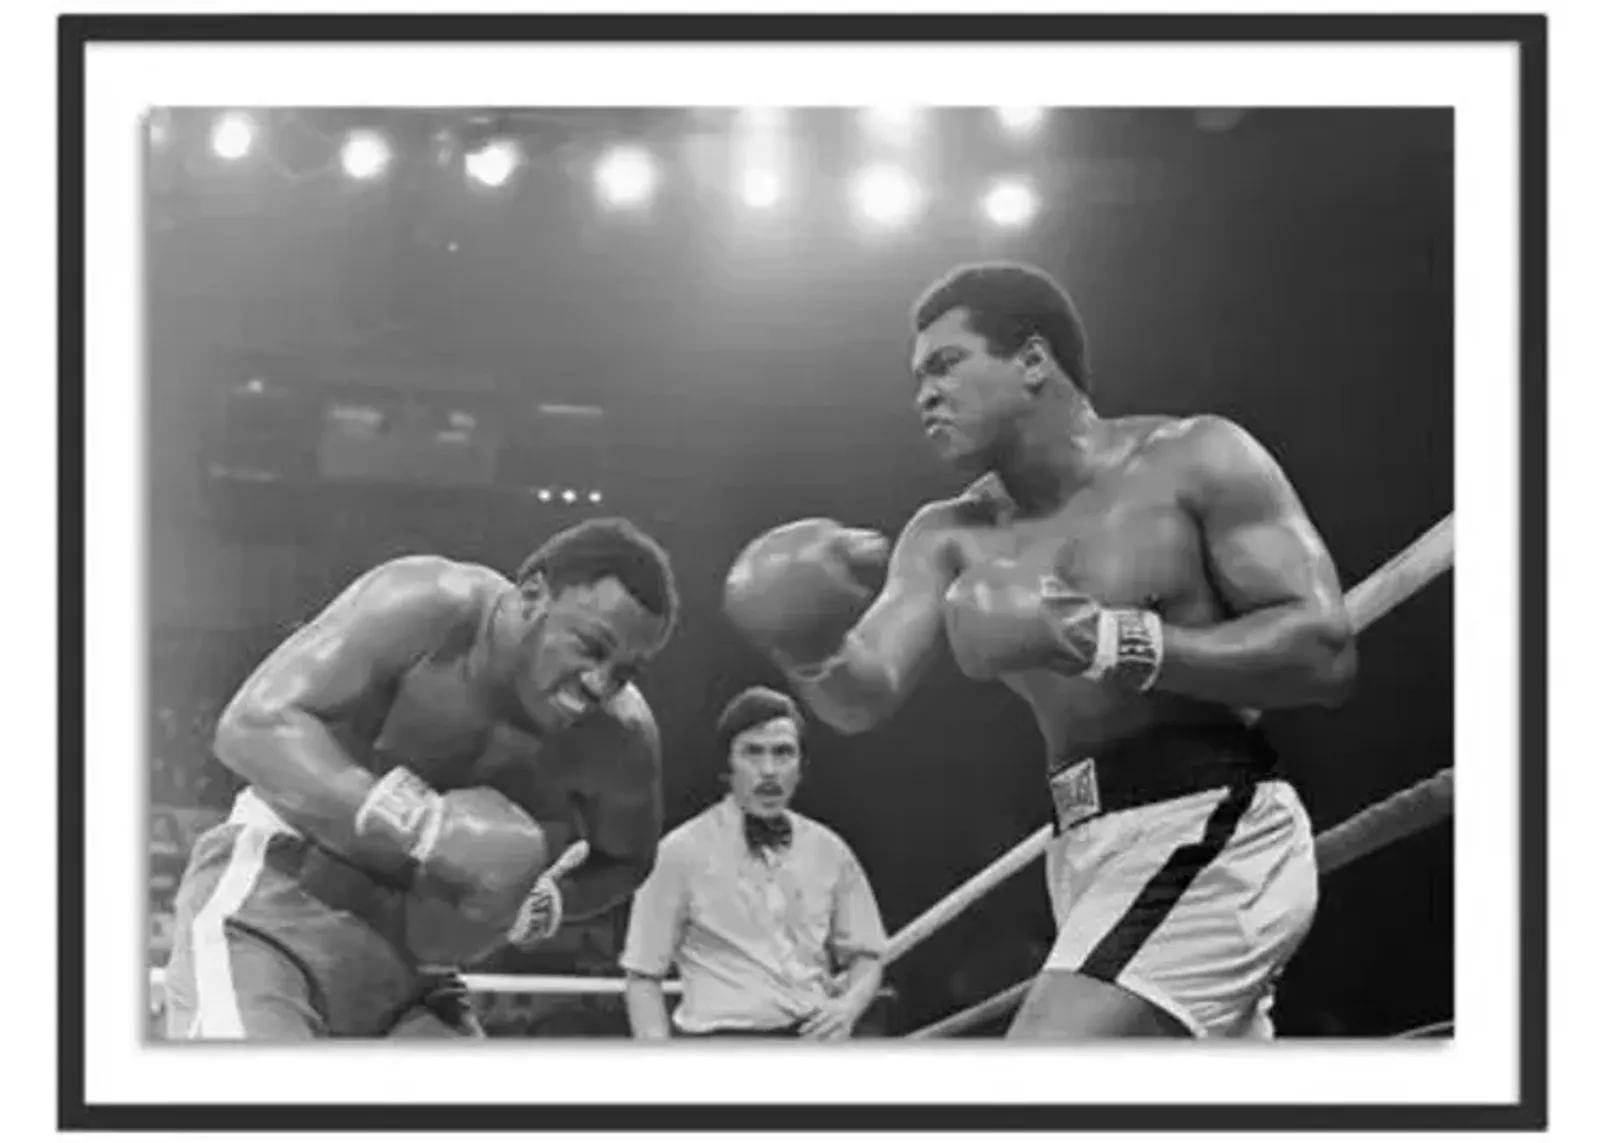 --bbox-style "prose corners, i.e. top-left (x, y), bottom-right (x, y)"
top-left (1041, 719), bottom-right (1317, 1038)
top-left (160, 788), bottom-right (476, 1040)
